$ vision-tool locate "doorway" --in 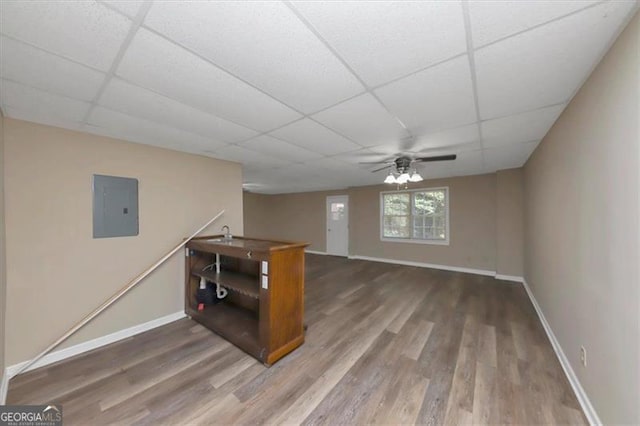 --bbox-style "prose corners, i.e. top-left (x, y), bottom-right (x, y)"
top-left (326, 195), bottom-right (349, 256)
